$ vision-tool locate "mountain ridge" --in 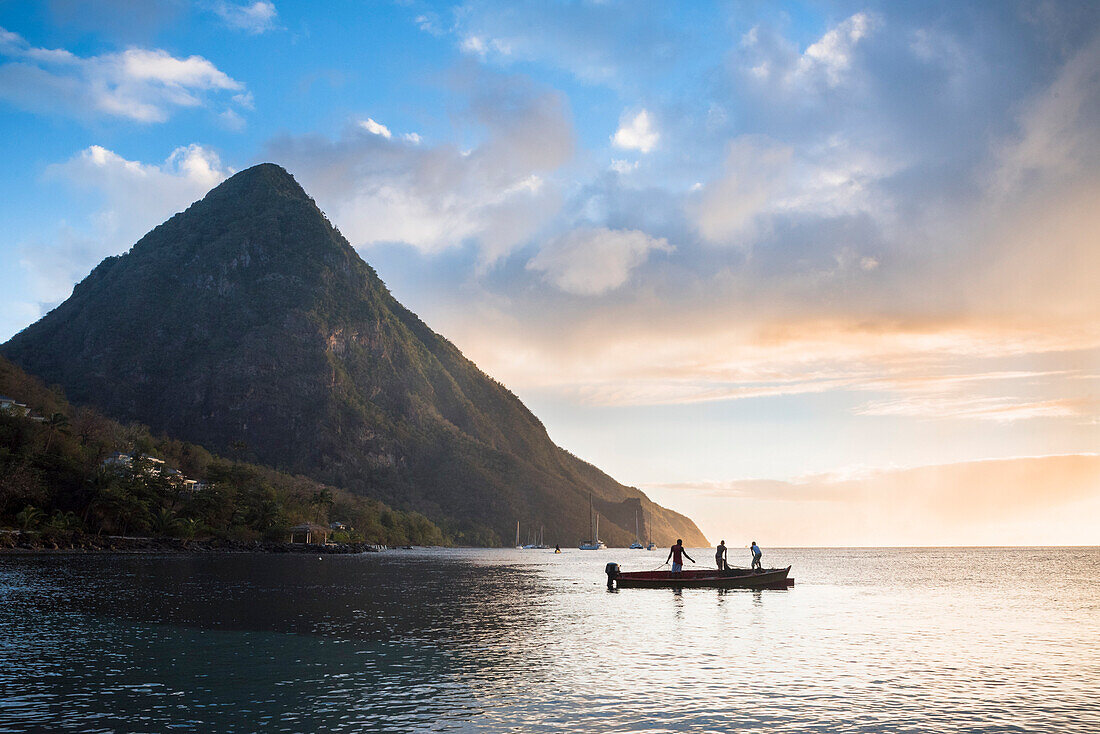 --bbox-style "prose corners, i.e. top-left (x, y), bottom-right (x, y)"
top-left (3, 163), bottom-right (706, 547)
